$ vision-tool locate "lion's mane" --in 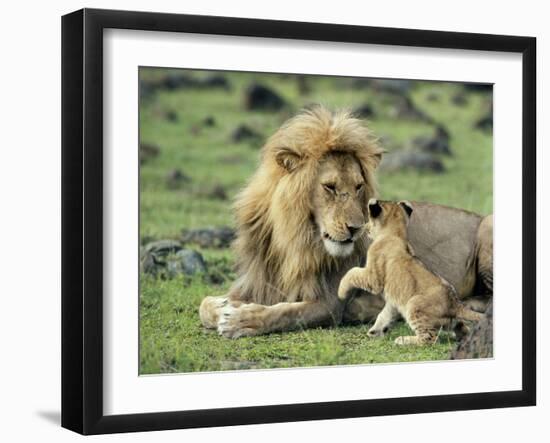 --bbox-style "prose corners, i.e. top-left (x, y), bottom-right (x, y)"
top-left (230, 106), bottom-right (384, 306)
